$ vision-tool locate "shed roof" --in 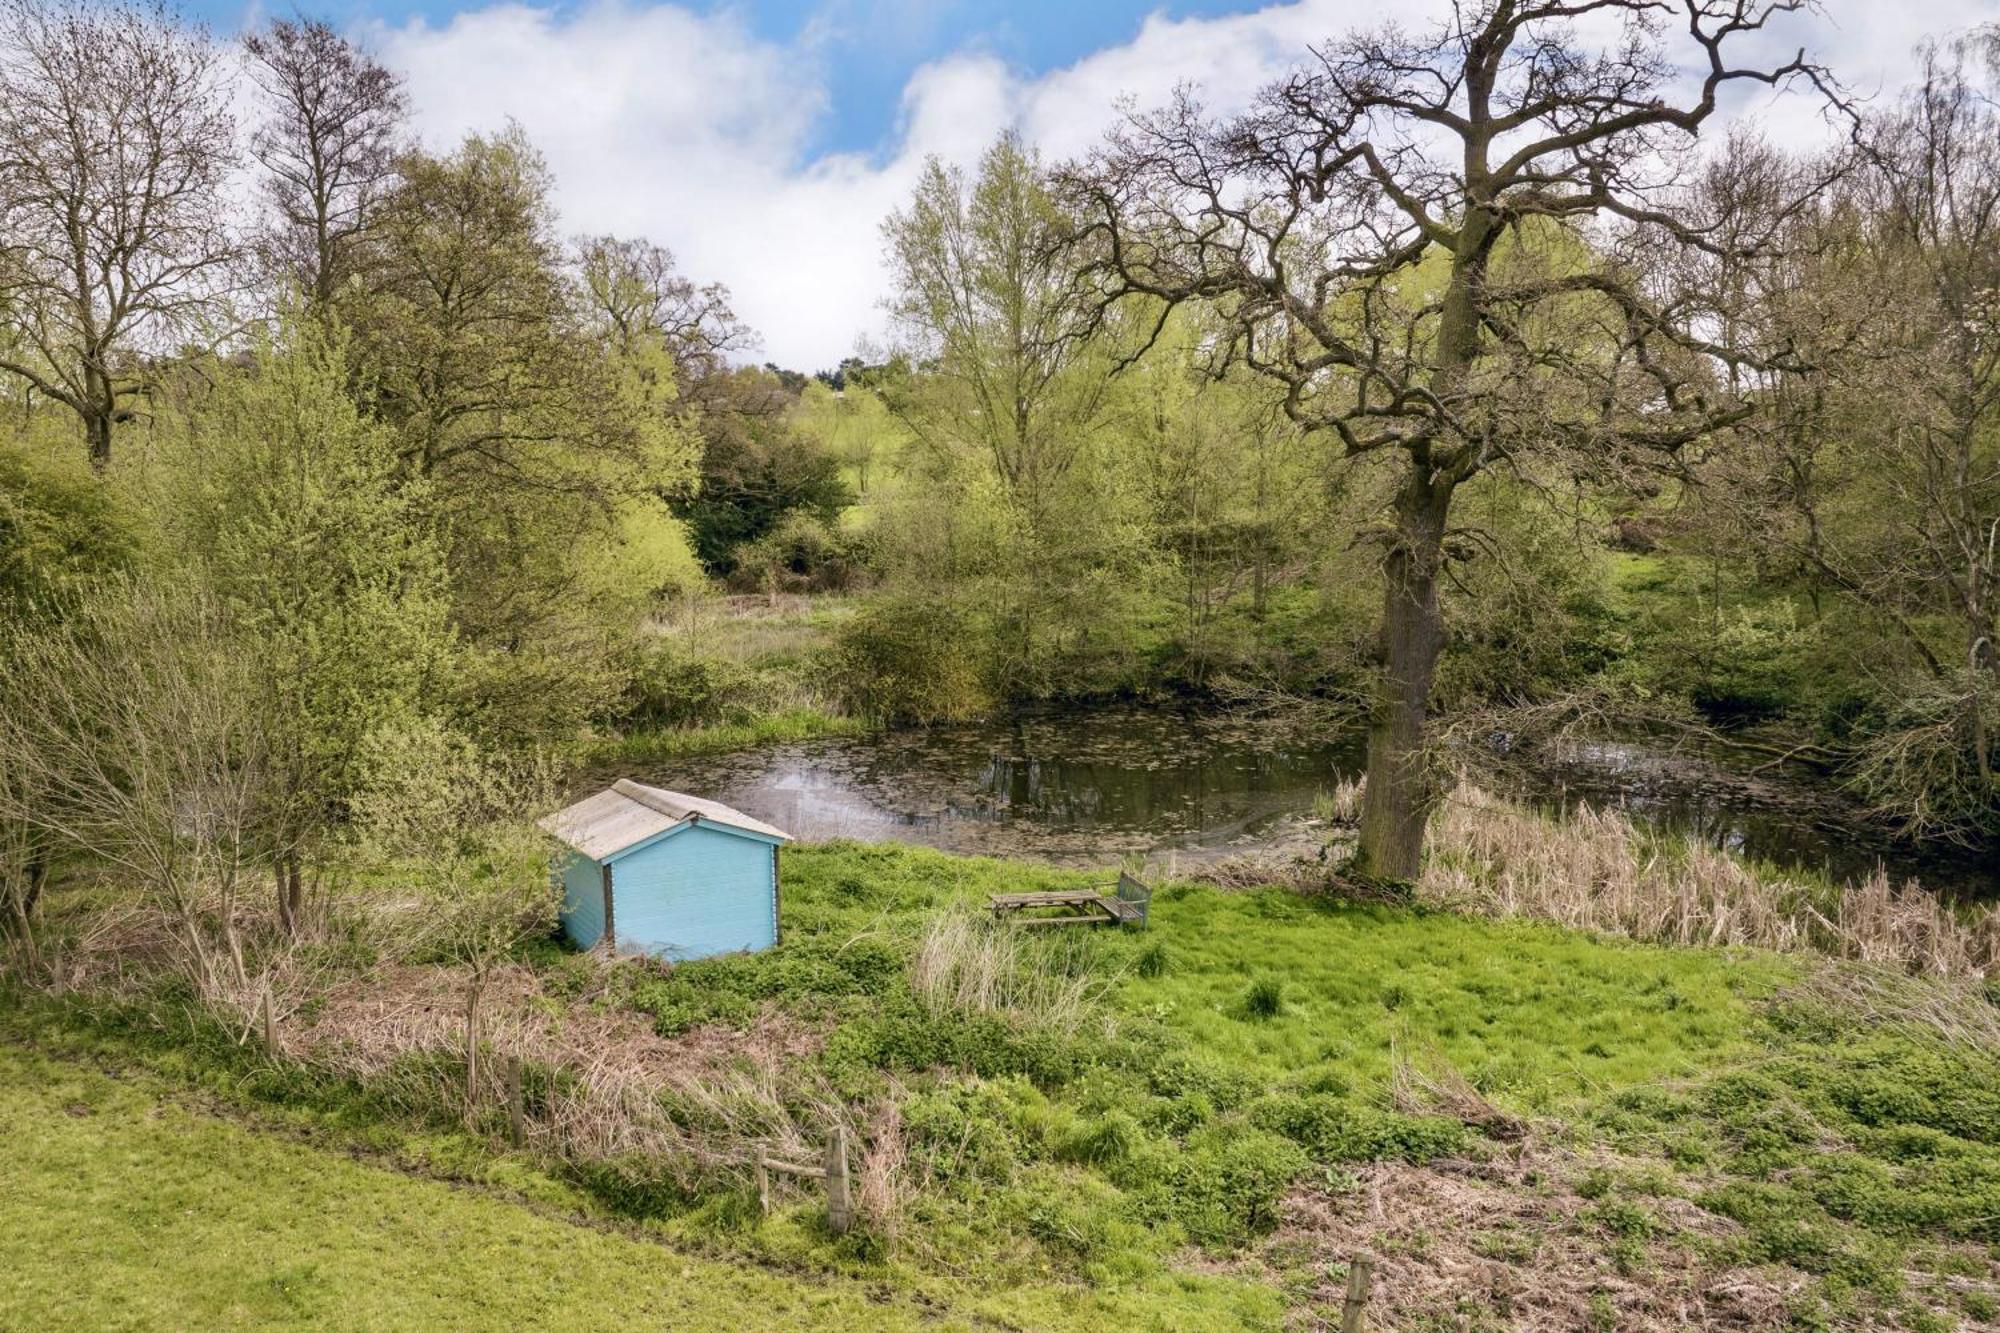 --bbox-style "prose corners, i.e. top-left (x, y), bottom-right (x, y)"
top-left (540, 779), bottom-right (791, 862)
